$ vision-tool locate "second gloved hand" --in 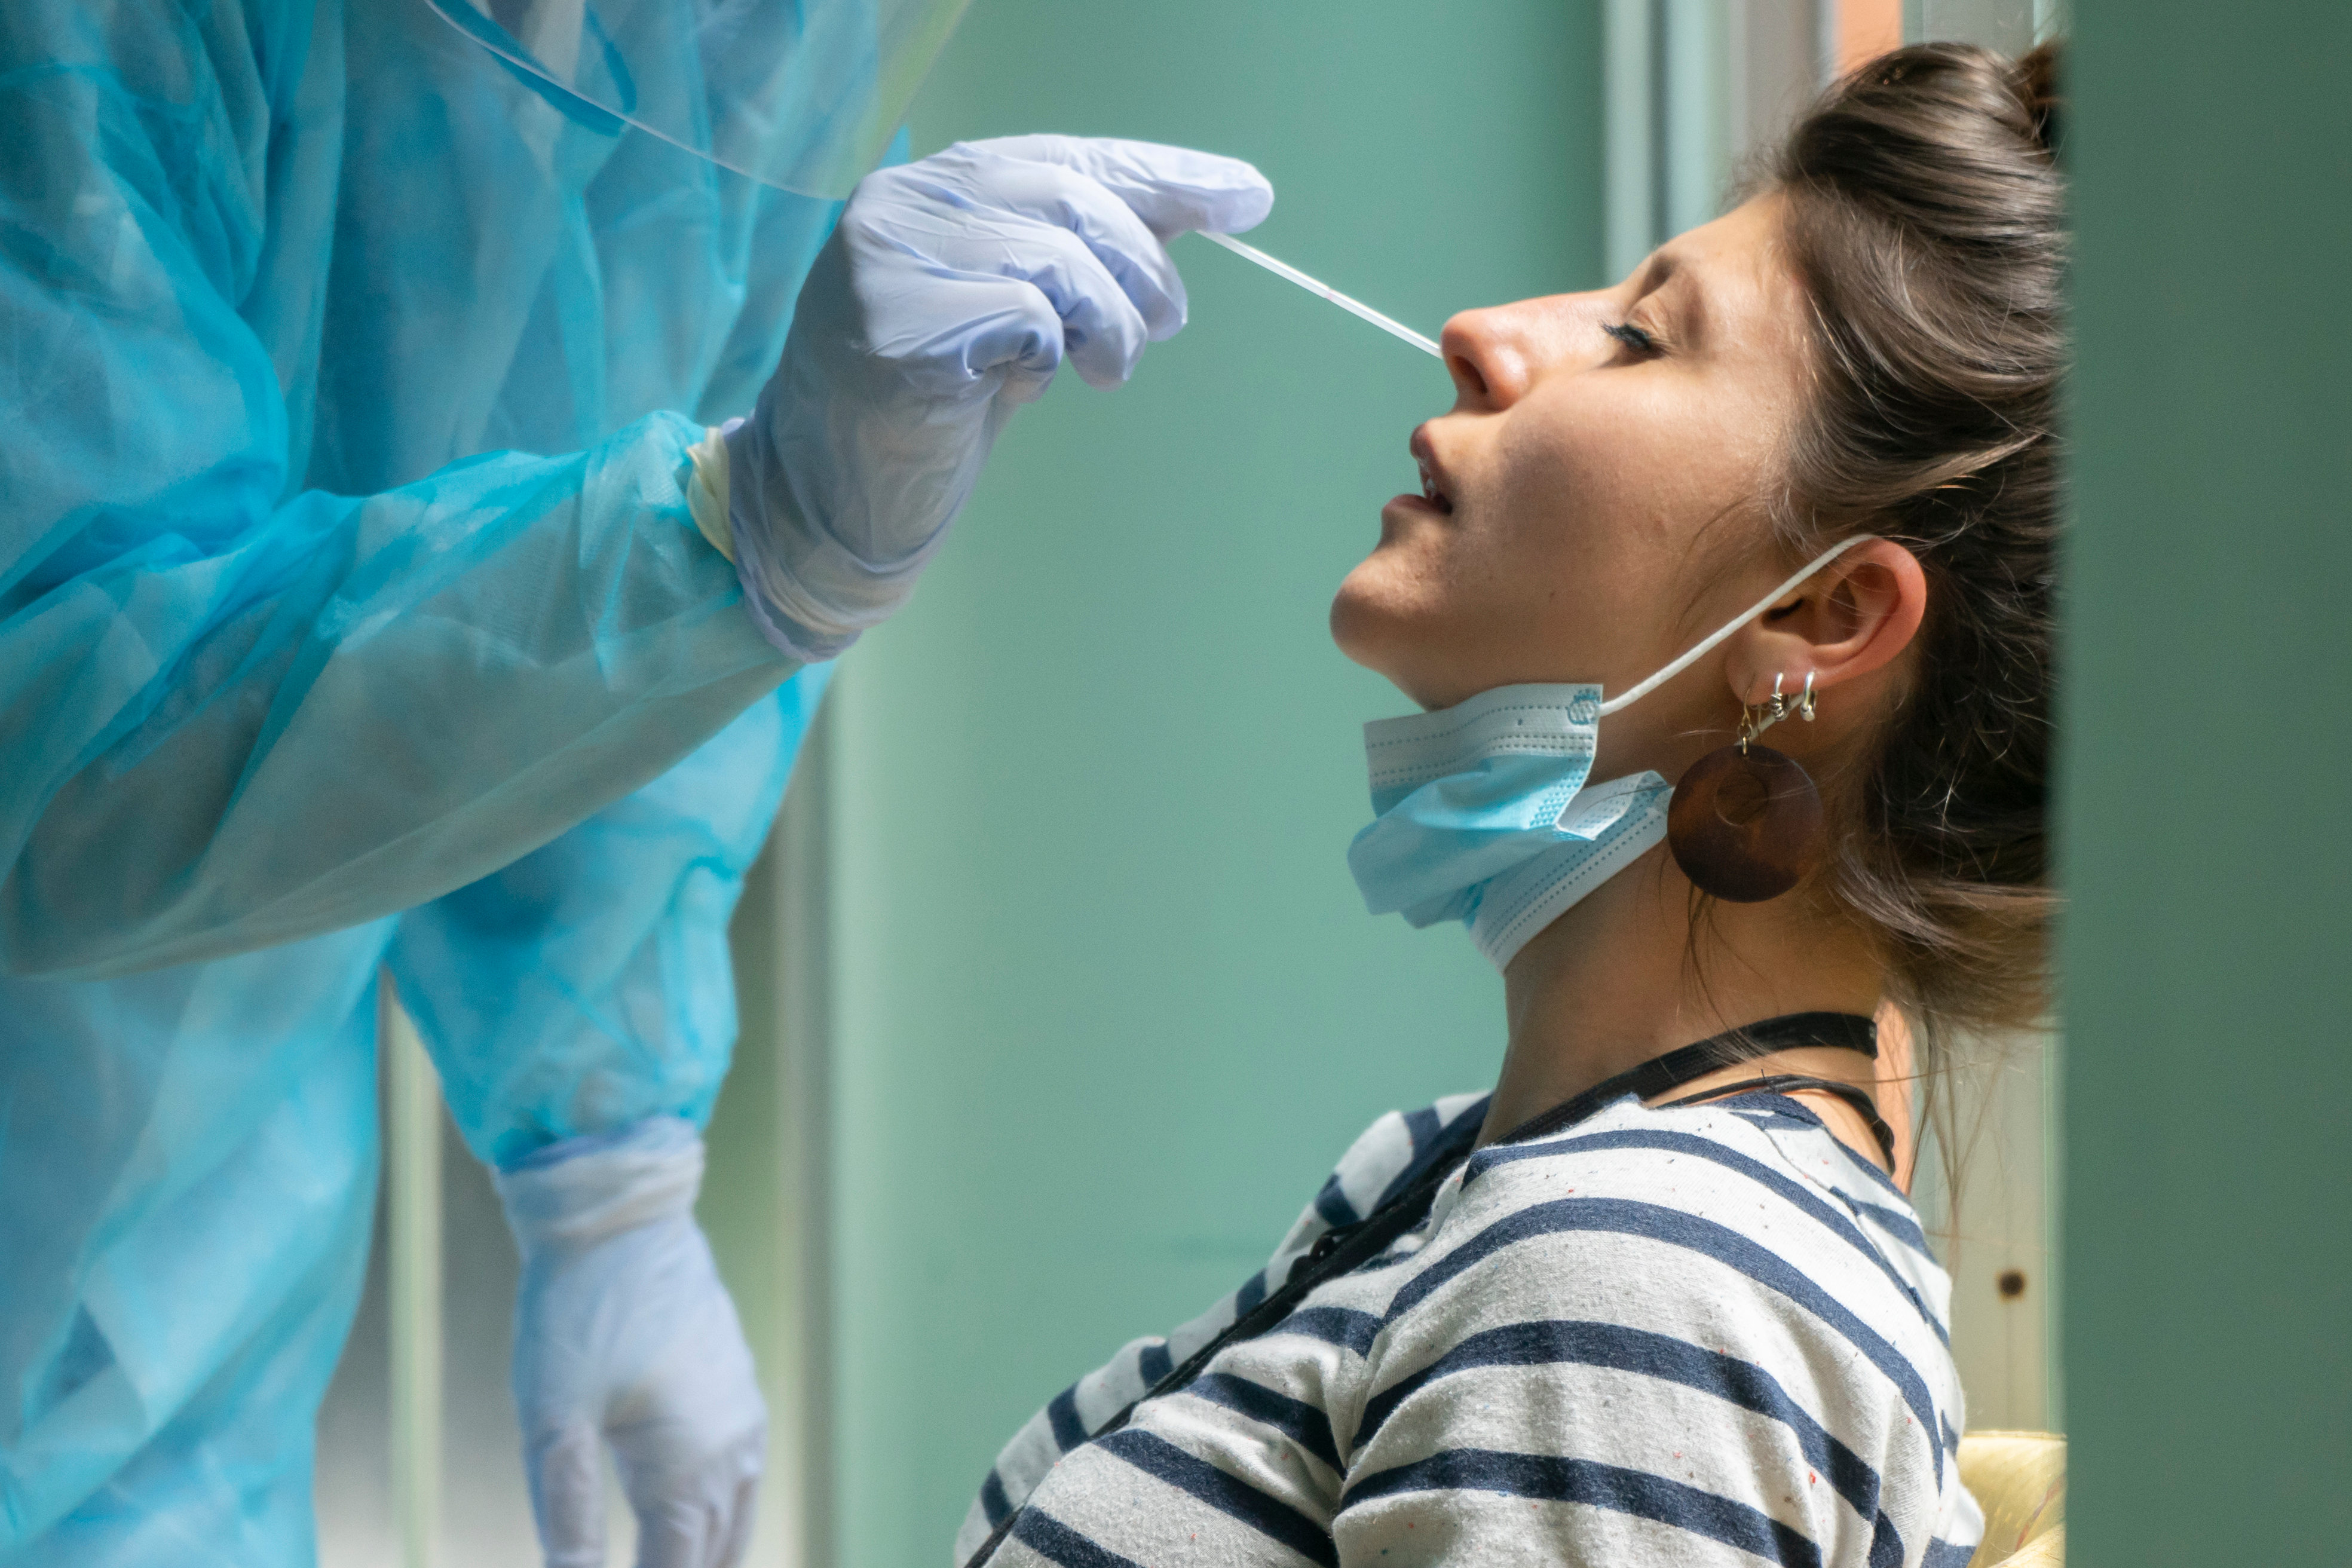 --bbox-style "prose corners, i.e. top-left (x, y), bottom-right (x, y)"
top-left (725, 135), bottom-right (1273, 659)
top-left (498, 1117), bottom-right (764, 1568)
